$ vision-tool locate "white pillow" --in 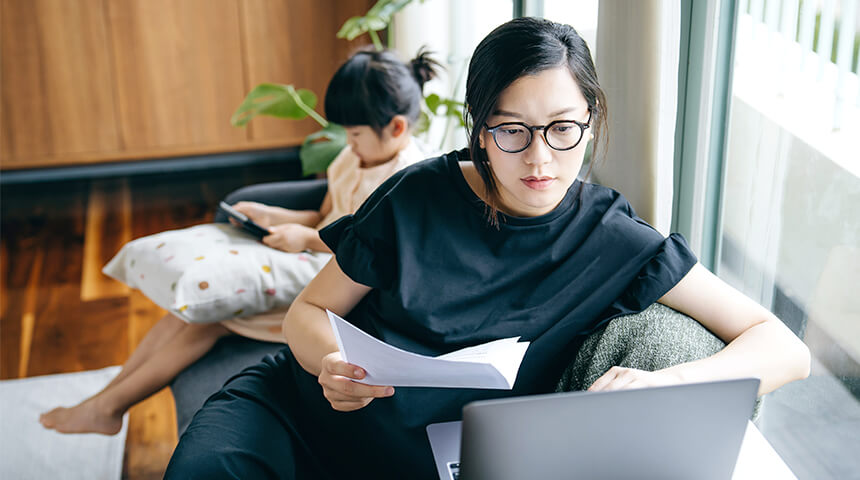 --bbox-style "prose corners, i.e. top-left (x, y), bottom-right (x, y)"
top-left (103, 223), bottom-right (329, 323)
